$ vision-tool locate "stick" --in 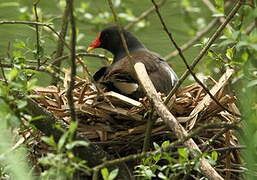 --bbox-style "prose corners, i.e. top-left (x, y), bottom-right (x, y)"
top-left (134, 62), bottom-right (224, 180)
top-left (165, 0), bottom-right (242, 103)
top-left (66, 0), bottom-right (76, 122)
